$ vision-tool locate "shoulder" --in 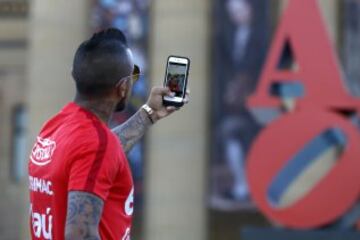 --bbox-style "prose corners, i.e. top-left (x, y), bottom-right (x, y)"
top-left (67, 121), bottom-right (123, 163)
top-left (65, 127), bottom-right (123, 179)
